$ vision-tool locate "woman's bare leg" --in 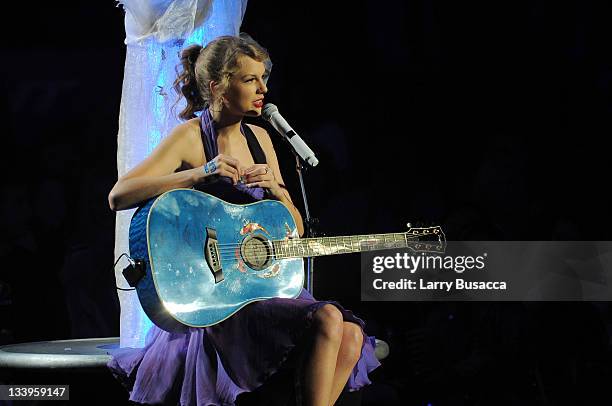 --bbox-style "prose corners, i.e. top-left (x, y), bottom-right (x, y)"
top-left (301, 304), bottom-right (344, 406)
top-left (327, 322), bottom-right (364, 406)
